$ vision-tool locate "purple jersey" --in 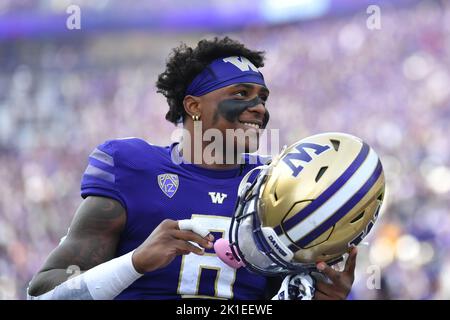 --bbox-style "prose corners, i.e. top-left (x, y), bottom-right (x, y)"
top-left (80, 137), bottom-right (269, 299)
